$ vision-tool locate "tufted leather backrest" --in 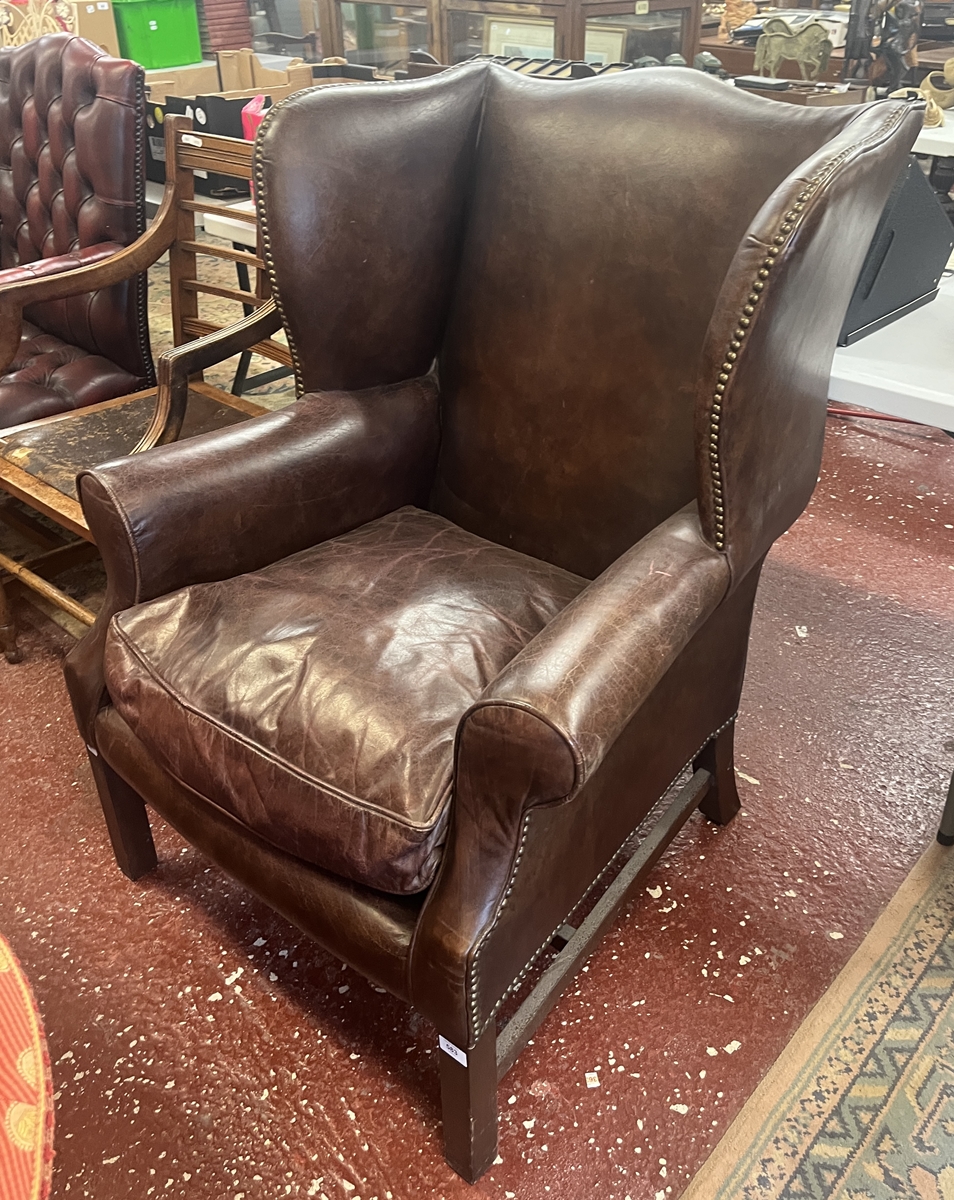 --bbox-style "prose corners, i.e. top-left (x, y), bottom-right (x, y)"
top-left (0, 33), bottom-right (151, 382)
